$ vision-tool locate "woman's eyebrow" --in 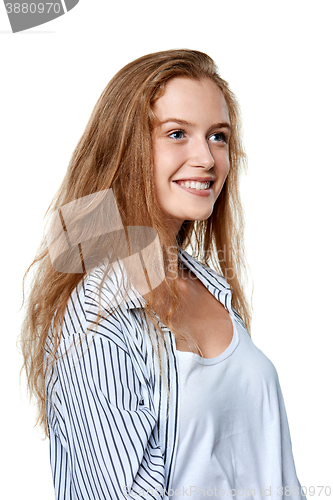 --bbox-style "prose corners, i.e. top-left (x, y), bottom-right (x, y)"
top-left (159, 118), bottom-right (231, 129)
